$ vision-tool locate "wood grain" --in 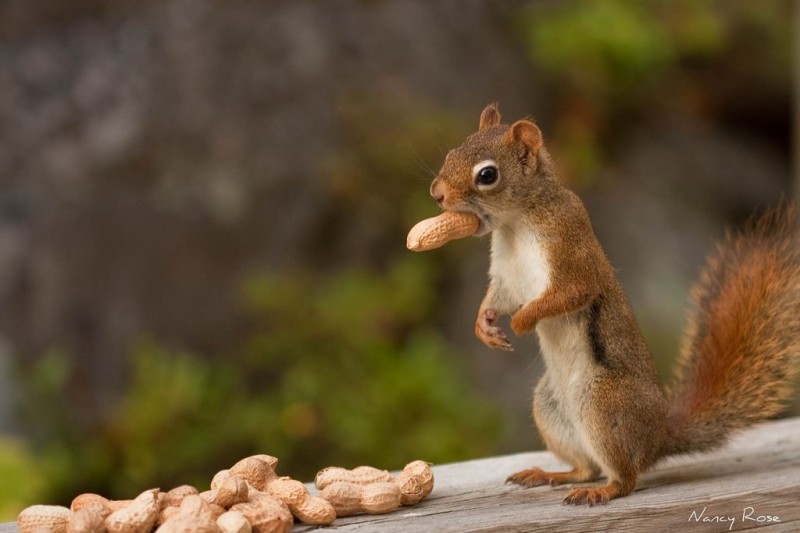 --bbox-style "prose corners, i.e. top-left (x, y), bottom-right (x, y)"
top-left (3, 417), bottom-right (799, 532)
